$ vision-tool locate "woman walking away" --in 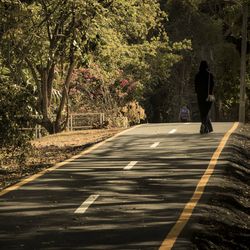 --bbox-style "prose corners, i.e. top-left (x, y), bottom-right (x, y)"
top-left (195, 60), bottom-right (215, 134)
